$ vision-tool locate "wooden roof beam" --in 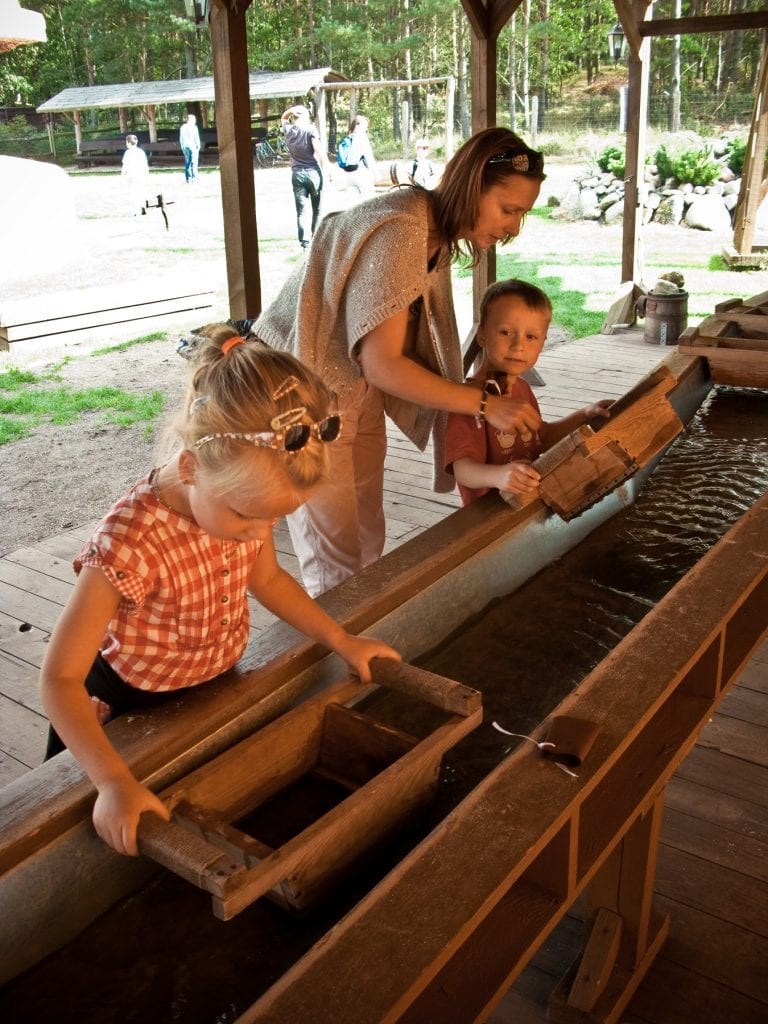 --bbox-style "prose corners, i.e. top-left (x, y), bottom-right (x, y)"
top-left (612, 1), bottom-right (653, 61)
top-left (639, 11), bottom-right (768, 38)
